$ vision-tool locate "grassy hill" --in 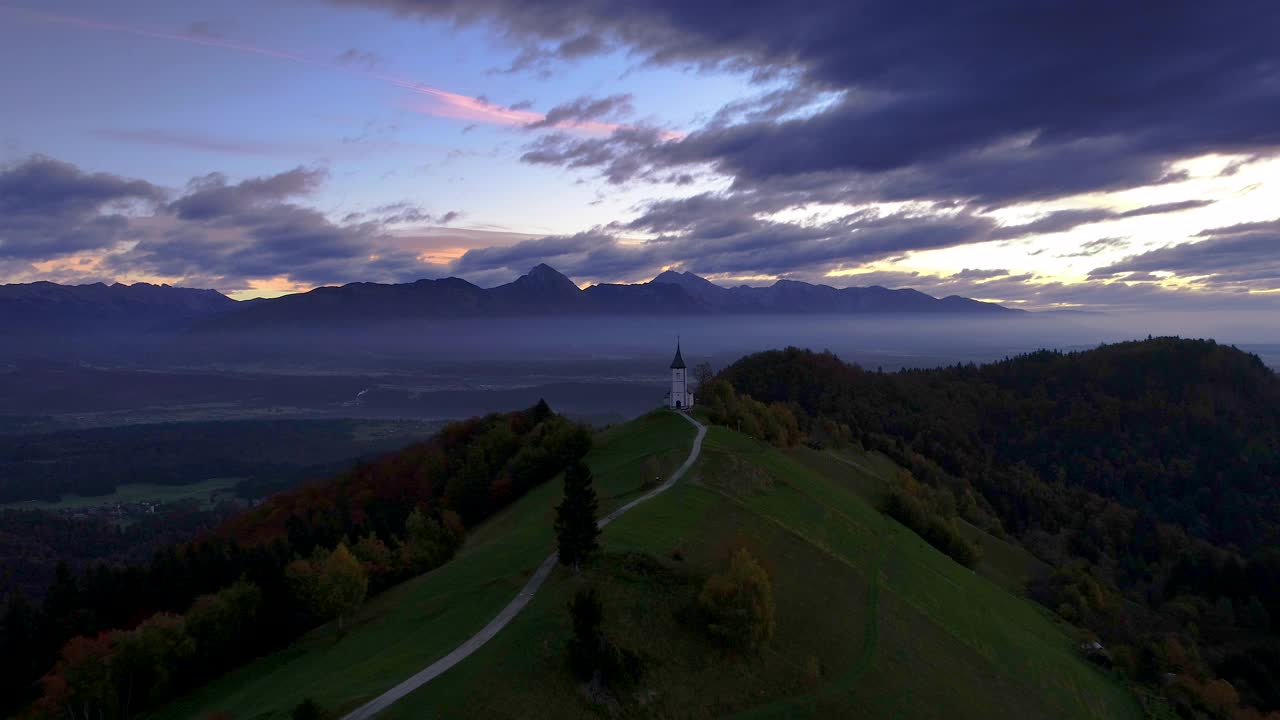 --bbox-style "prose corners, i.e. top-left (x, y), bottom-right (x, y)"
top-left (149, 411), bottom-right (694, 718)
top-left (153, 412), bottom-right (1140, 719)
